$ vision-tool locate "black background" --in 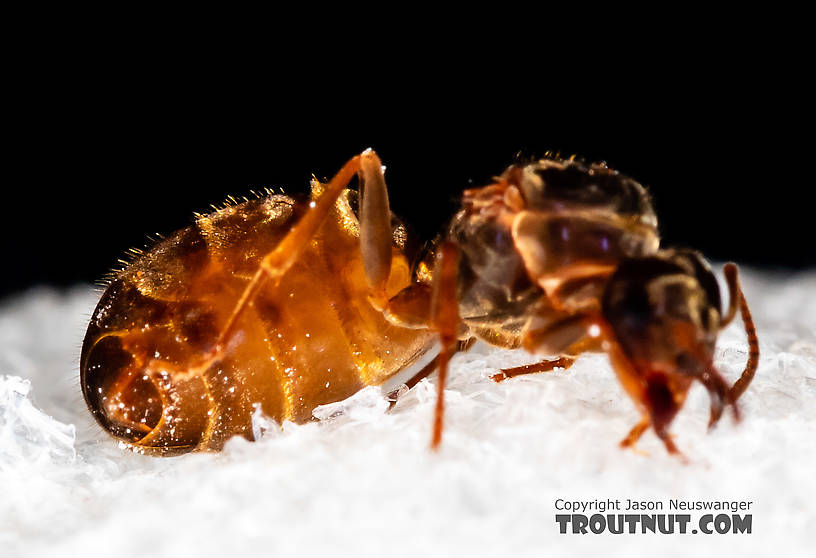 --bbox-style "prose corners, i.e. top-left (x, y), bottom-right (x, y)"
top-left (2, 60), bottom-right (805, 299)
